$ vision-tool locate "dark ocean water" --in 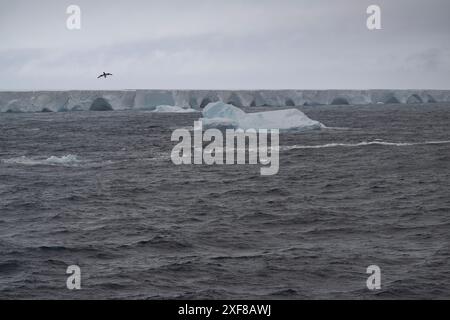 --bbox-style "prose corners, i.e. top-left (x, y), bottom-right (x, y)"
top-left (0, 103), bottom-right (449, 299)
